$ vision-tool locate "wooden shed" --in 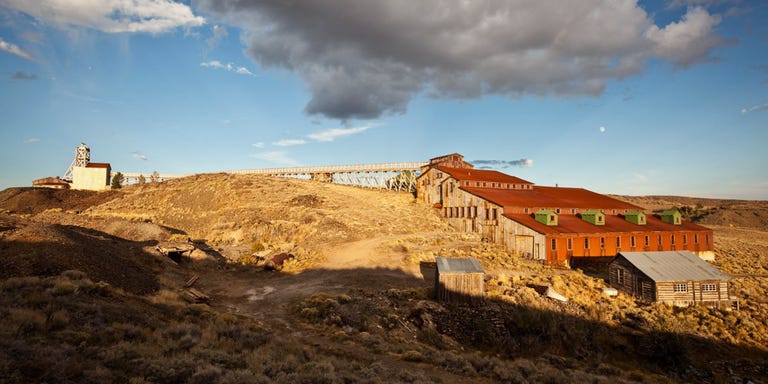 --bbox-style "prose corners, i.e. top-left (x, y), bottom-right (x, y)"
top-left (434, 257), bottom-right (485, 304)
top-left (609, 251), bottom-right (736, 309)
